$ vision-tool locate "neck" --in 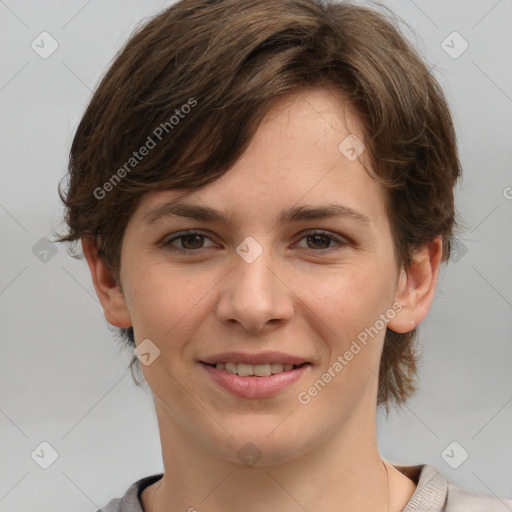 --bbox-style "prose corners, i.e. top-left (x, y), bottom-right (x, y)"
top-left (145, 397), bottom-right (393, 512)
